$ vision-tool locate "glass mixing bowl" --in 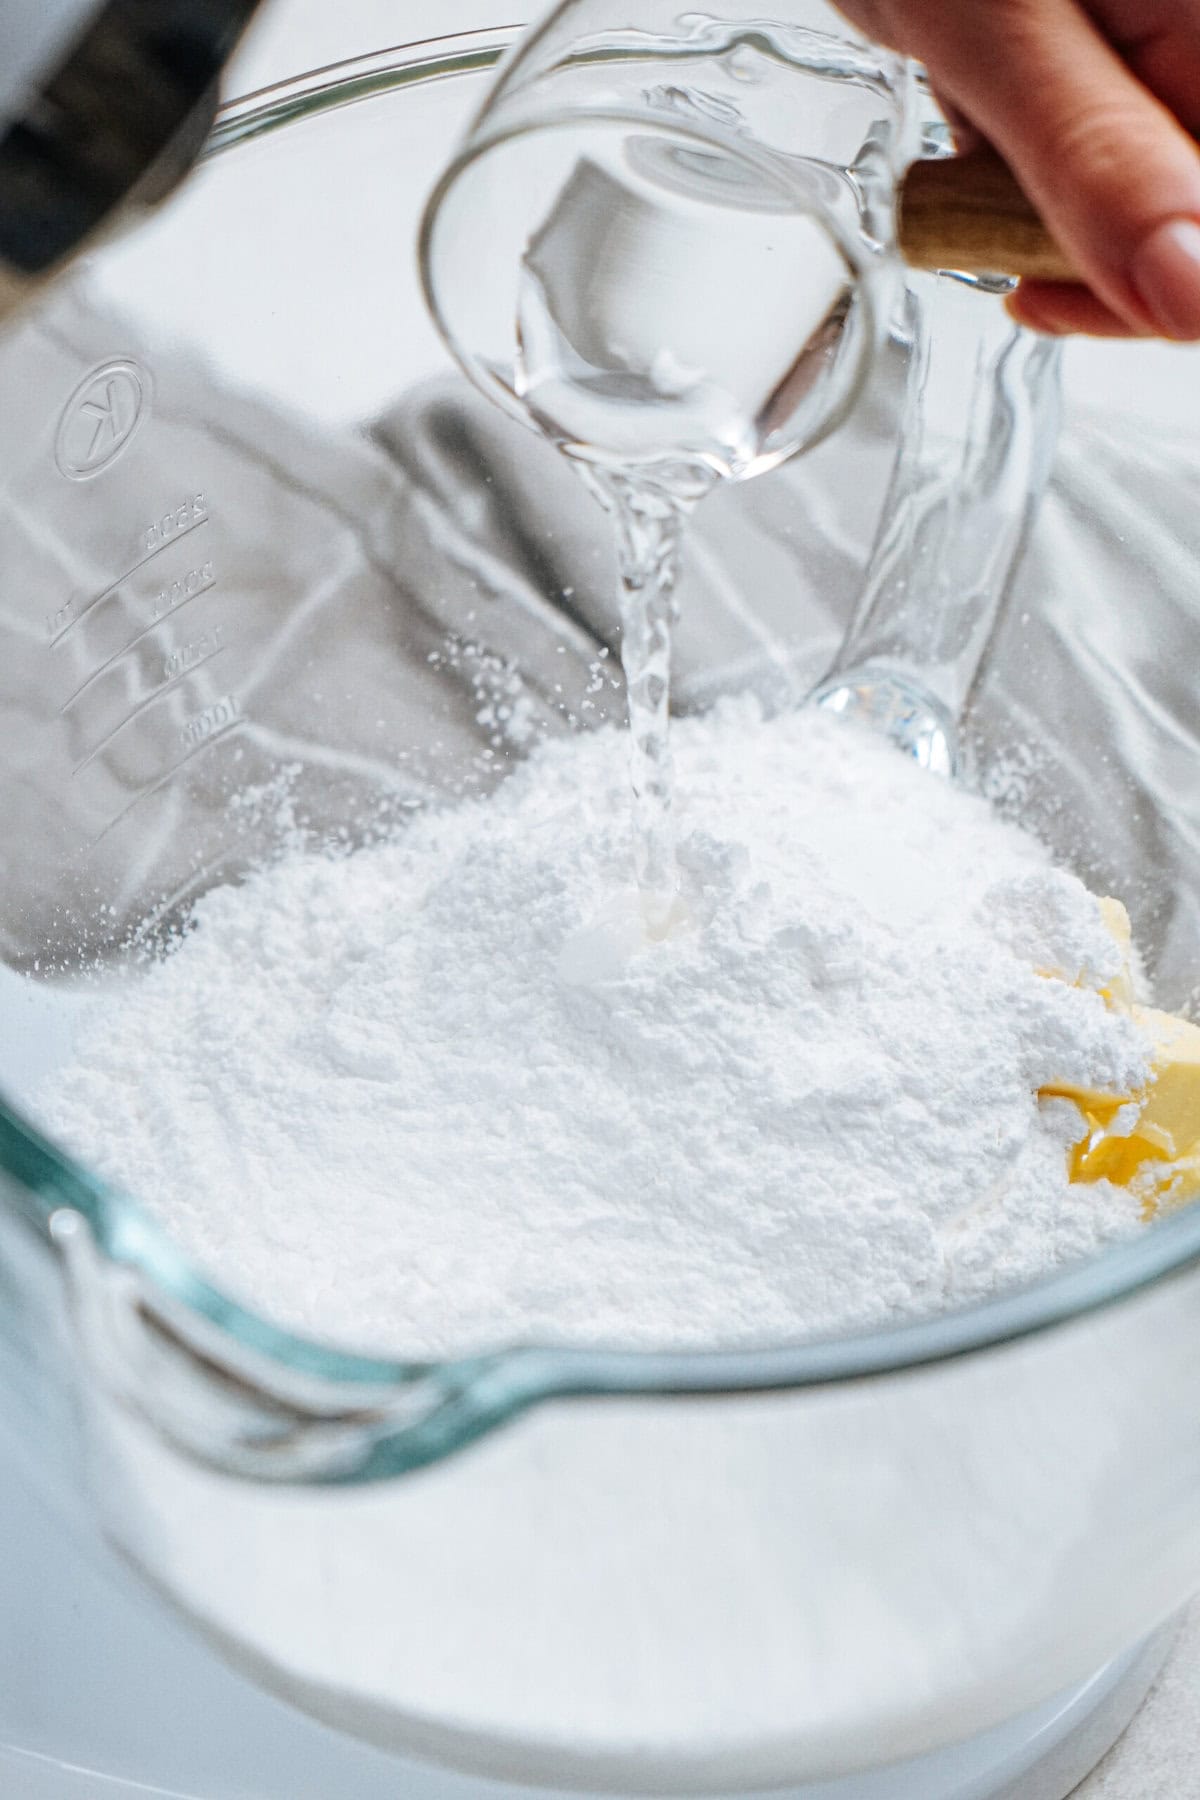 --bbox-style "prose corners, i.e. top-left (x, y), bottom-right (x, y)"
top-left (1, 18), bottom-right (1200, 1800)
